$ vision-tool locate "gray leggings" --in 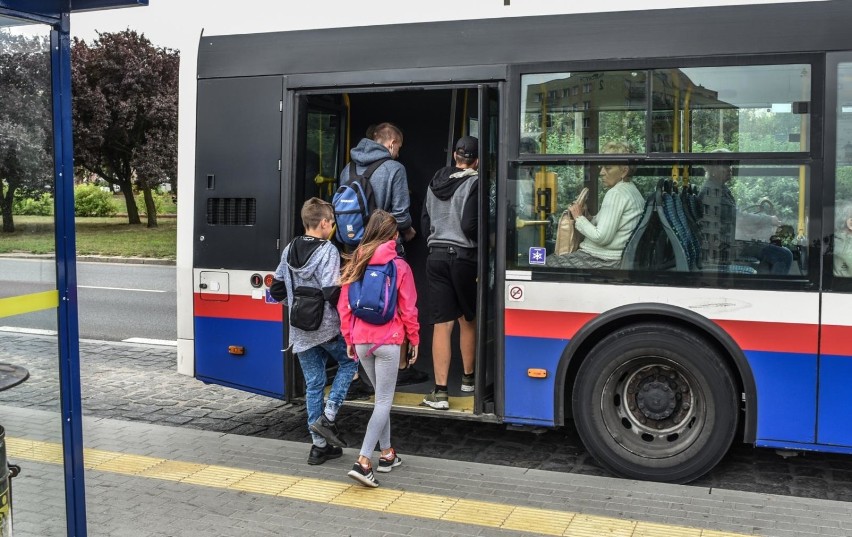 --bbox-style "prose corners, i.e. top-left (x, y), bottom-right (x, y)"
top-left (355, 344), bottom-right (400, 459)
